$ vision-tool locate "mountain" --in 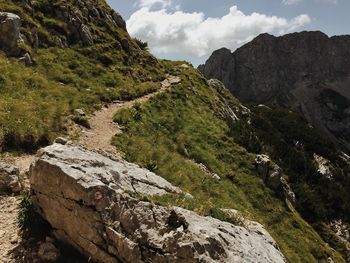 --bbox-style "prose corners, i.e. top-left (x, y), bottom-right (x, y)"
top-left (199, 31), bottom-right (350, 153)
top-left (0, 1), bottom-right (349, 263)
